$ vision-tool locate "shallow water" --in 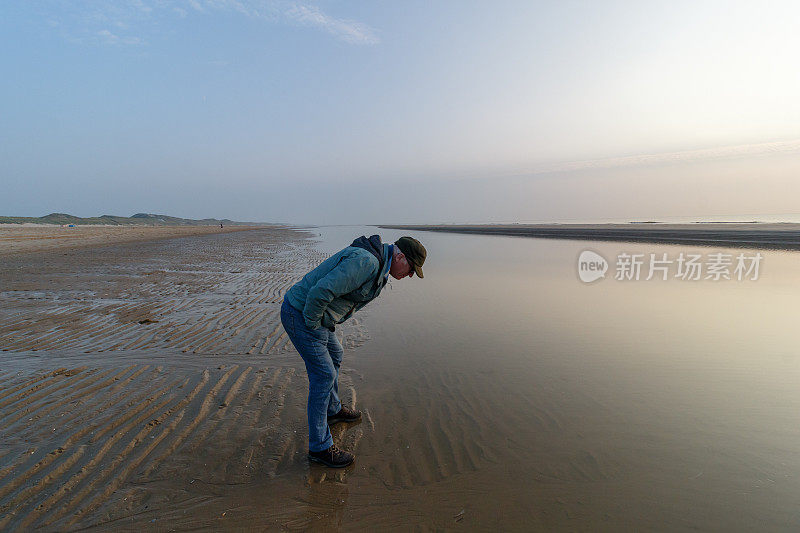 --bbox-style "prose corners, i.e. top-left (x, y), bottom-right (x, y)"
top-left (306, 225), bottom-right (800, 530)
